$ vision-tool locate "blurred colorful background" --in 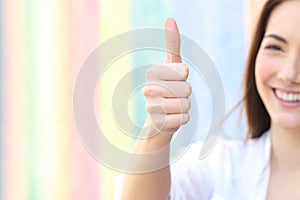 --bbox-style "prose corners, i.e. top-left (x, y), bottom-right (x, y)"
top-left (0, 0), bottom-right (265, 199)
